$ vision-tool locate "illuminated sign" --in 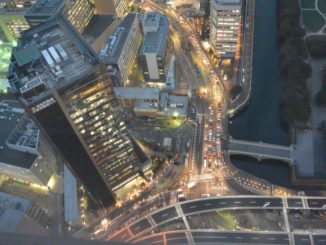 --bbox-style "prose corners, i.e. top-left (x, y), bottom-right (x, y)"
top-left (31, 97), bottom-right (56, 113)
